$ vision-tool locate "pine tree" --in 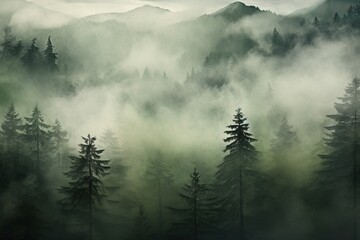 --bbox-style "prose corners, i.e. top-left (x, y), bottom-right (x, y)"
top-left (21, 38), bottom-right (42, 71)
top-left (313, 16), bottom-right (320, 27)
top-left (50, 119), bottom-right (68, 167)
top-left (134, 205), bottom-right (151, 240)
top-left (271, 28), bottom-right (285, 55)
top-left (271, 117), bottom-right (298, 152)
top-left (0, 104), bottom-right (24, 189)
top-left (169, 169), bottom-right (219, 240)
top-left (215, 108), bottom-right (257, 240)
top-left (0, 27), bottom-right (16, 59)
top-left (333, 12), bottom-right (341, 24)
top-left (59, 134), bottom-right (110, 240)
top-left (99, 129), bottom-right (119, 157)
top-left (145, 154), bottom-right (173, 238)
top-left (43, 36), bottom-right (58, 71)
top-left (142, 67), bottom-right (151, 79)
top-left (1, 103), bottom-right (23, 151)
top-left (319, 78), bottom-right (360, 240)
top-left (23, 105), bottom-right (50, 176)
